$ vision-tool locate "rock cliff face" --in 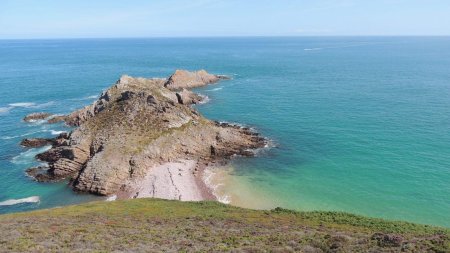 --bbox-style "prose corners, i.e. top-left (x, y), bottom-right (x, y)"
top-left (24, 70), bottom-right (265, 197)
